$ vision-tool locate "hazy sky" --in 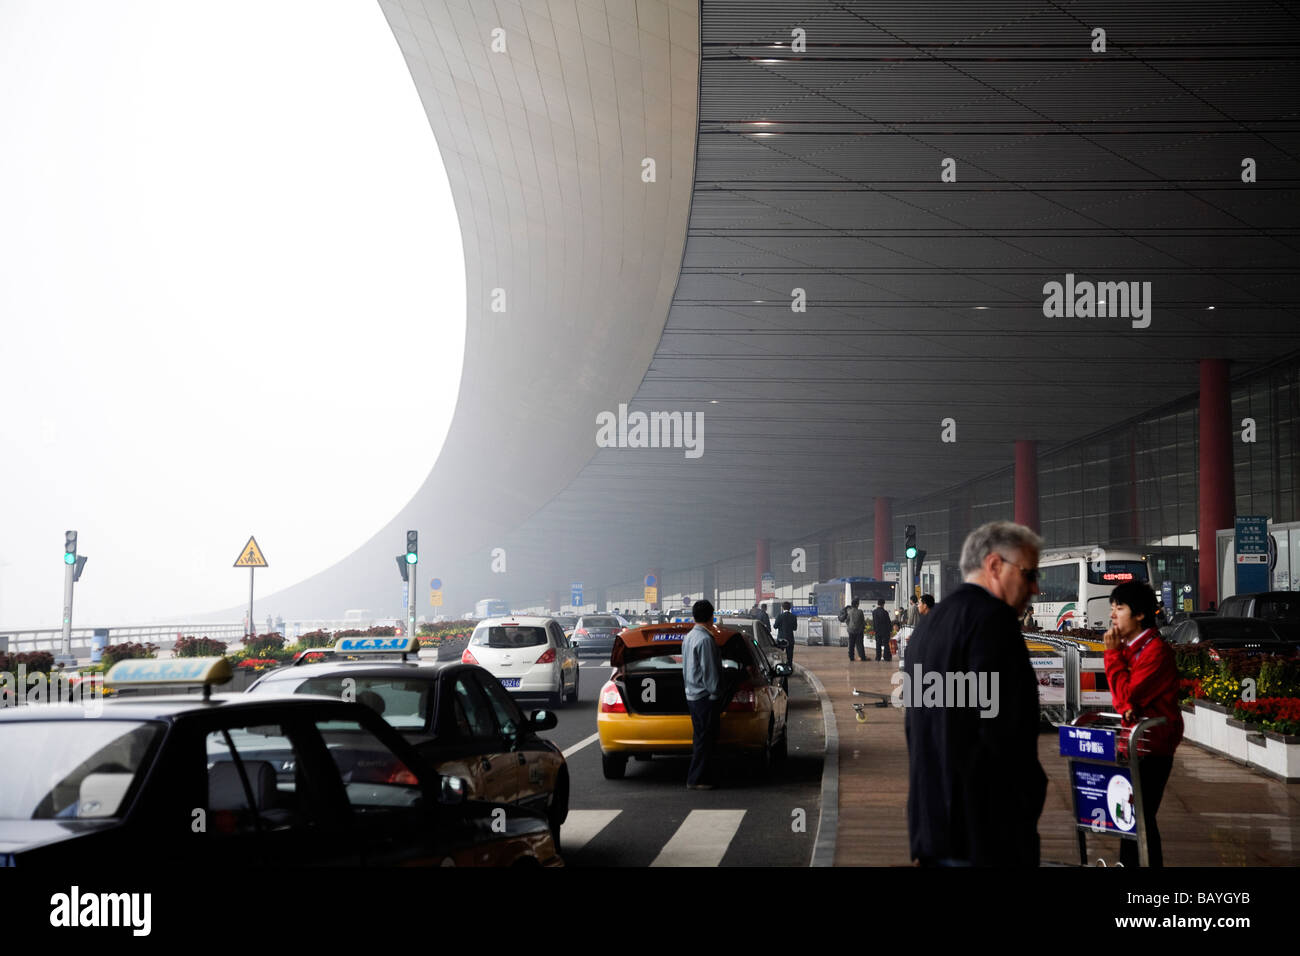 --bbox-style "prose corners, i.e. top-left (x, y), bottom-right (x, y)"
top-left (0, 1), bottom-right (466, 628)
